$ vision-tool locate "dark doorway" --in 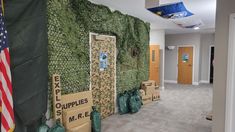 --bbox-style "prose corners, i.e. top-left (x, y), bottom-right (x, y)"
top-left (210, 46), bottom-right (214, 84)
